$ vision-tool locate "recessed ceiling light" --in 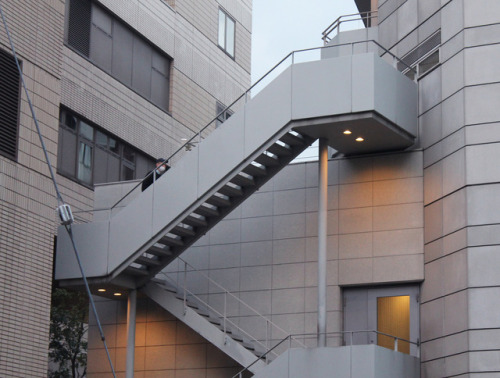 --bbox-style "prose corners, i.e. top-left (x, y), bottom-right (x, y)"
top-left (113, 292), bottom-right (122, 296)
top-left (97, 288), bottom-right (106, 292)
top-left (356, 137), bottom-right (364, 142)
top-left (343, 130), bottom-right (352, 135)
